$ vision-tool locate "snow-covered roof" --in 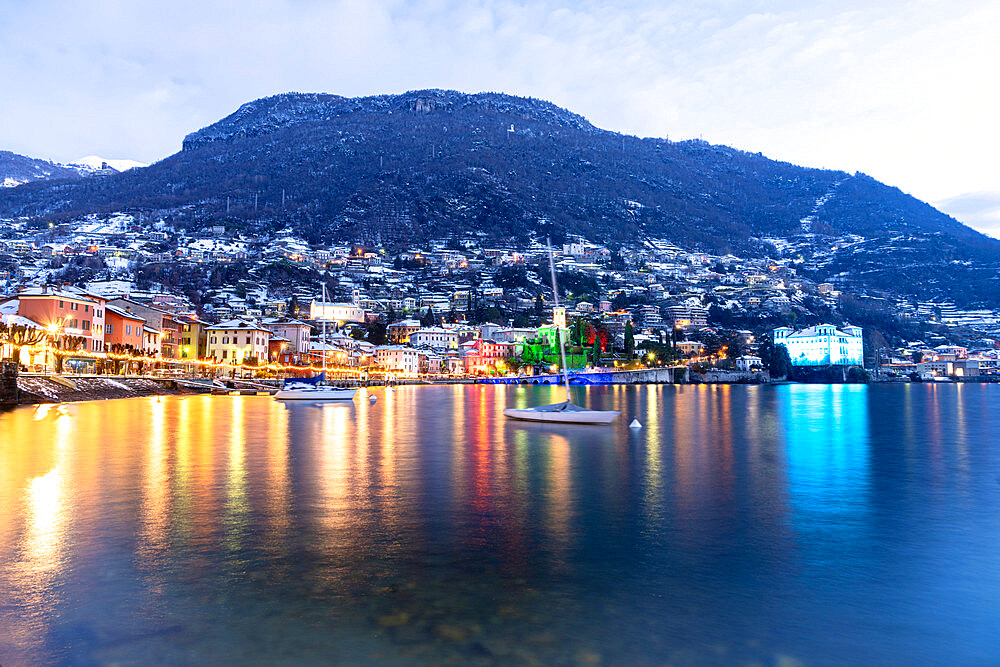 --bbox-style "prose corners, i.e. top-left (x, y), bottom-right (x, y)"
top-left (206, 319), bottom-right (270, 332)
top-left (1, 312), bottom-right (42, 329)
